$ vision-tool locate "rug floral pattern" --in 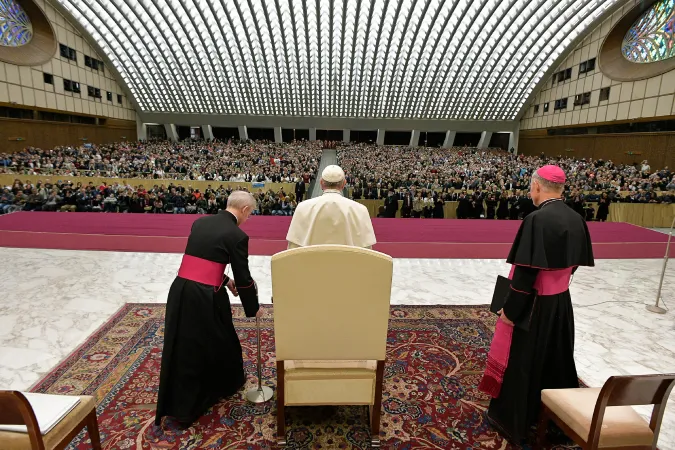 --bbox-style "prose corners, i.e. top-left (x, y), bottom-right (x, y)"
top-left (31, 304), bottom-right (576, 449)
